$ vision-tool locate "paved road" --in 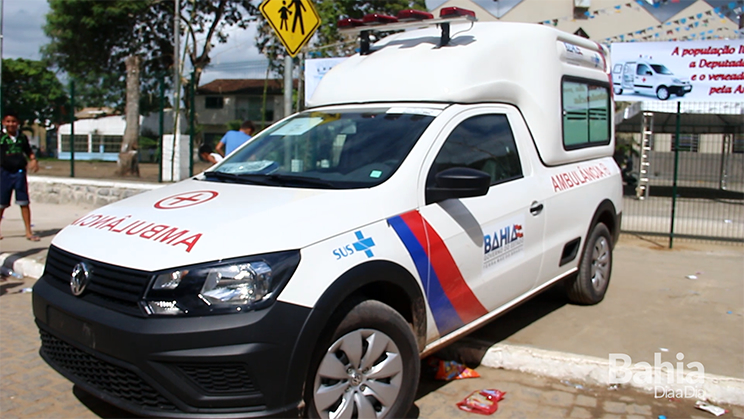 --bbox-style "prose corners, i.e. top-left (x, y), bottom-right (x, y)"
top-left (2, 202), bottom-right (744, 418)
top-left (1, 277), bottom-right (742, 419)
